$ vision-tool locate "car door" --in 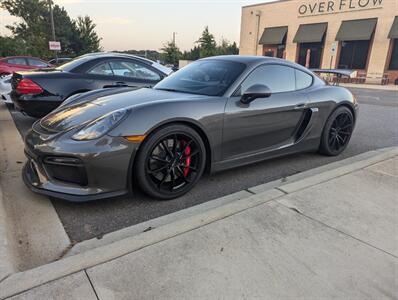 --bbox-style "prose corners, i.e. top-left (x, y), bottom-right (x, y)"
top-left (222, 64), bottom-right (310, 160)
top-left (108, 59), bottom-right (163, 88)
top-left (85, 61), bottom-right (118, 89)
